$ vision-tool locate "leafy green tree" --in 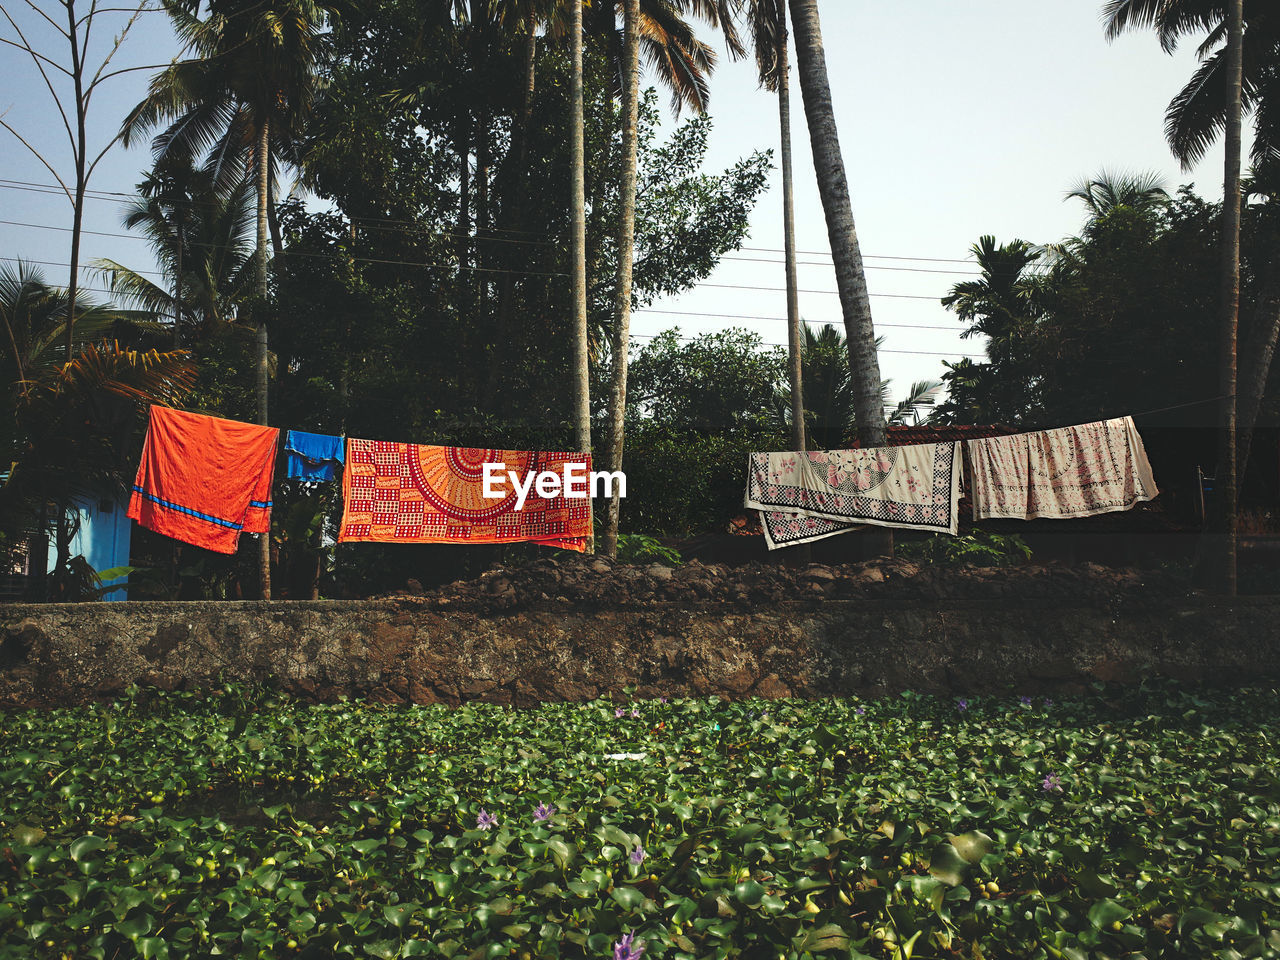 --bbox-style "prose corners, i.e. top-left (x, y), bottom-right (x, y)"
top-left (623, 328), bottom-right (785, 537)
